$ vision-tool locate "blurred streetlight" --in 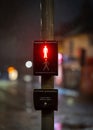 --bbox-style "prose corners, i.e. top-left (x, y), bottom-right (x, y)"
top-left (25, 61), bottom-right (32, 68)
top-left (7, 66), bottom-right (18, 81)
